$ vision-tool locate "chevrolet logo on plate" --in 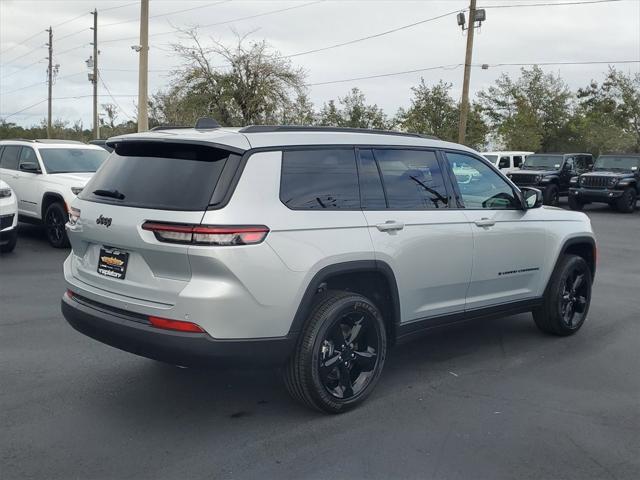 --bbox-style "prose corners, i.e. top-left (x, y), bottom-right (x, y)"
top-left (100, 256), bottom-right (124, 267)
